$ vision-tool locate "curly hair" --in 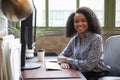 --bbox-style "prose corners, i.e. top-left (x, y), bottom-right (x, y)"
top-left (66, 12), bottom-right (76, 37)
top-left (66, 7), bottom-right (102, 38)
